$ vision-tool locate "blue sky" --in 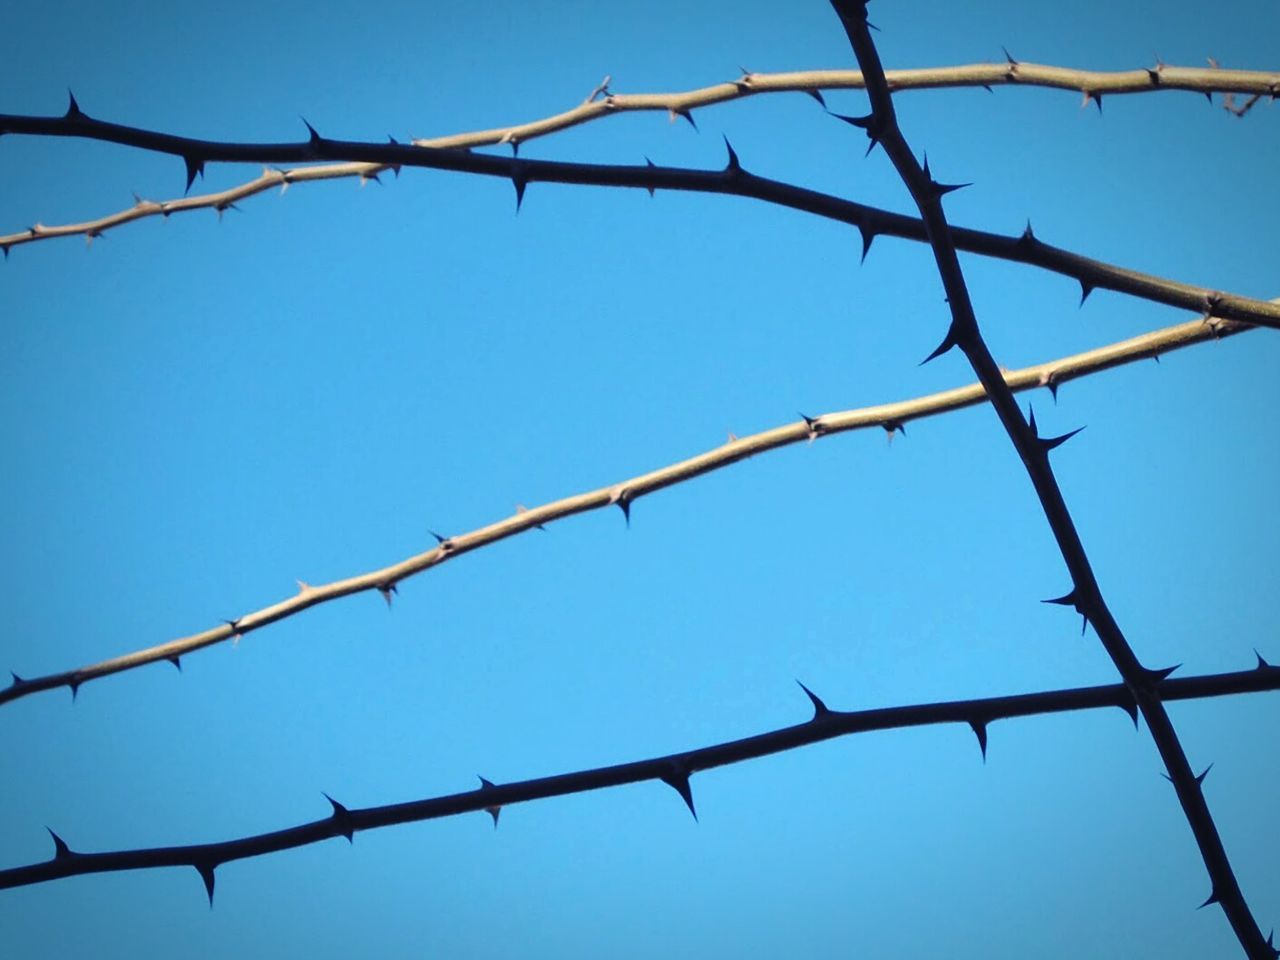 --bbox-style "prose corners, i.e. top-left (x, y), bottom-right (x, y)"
top-left (1, 1), bottom-right (1277, 957)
